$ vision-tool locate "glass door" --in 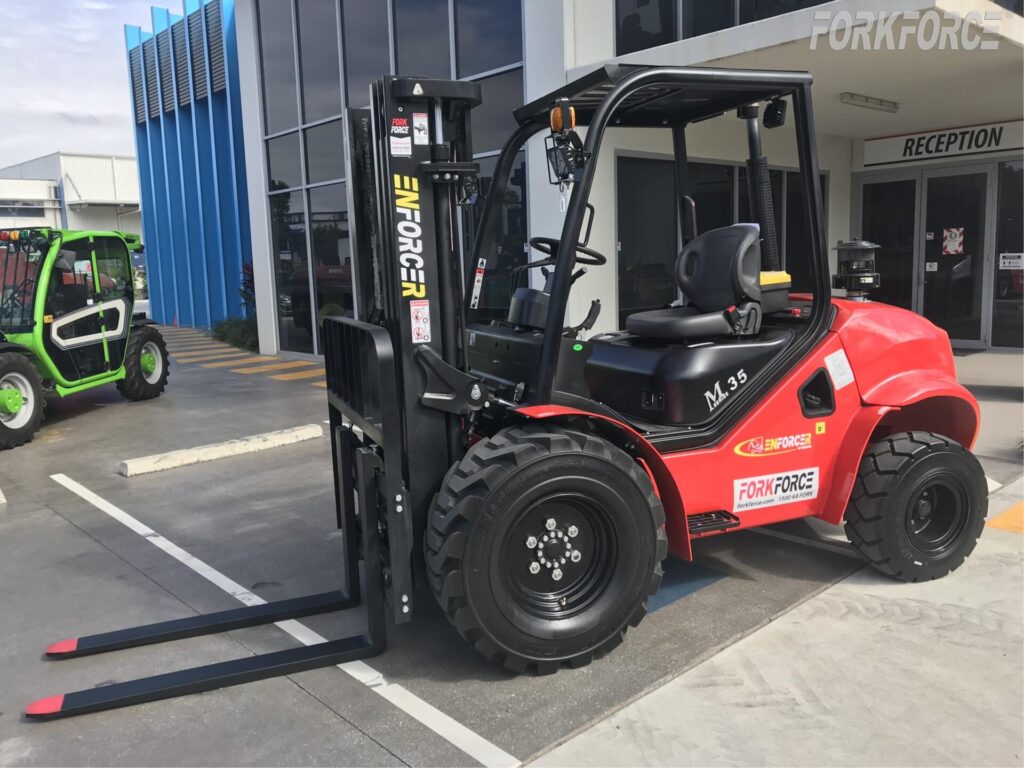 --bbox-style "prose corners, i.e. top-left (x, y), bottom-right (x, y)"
top-left (857, 176), bottom-right (919, 310)
top-left (616, 156), bottom-right (678, 329)
top-left (921, 167), bottom-right (992, 347)
top-left (991, 160), bottom-right (1023, 348)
